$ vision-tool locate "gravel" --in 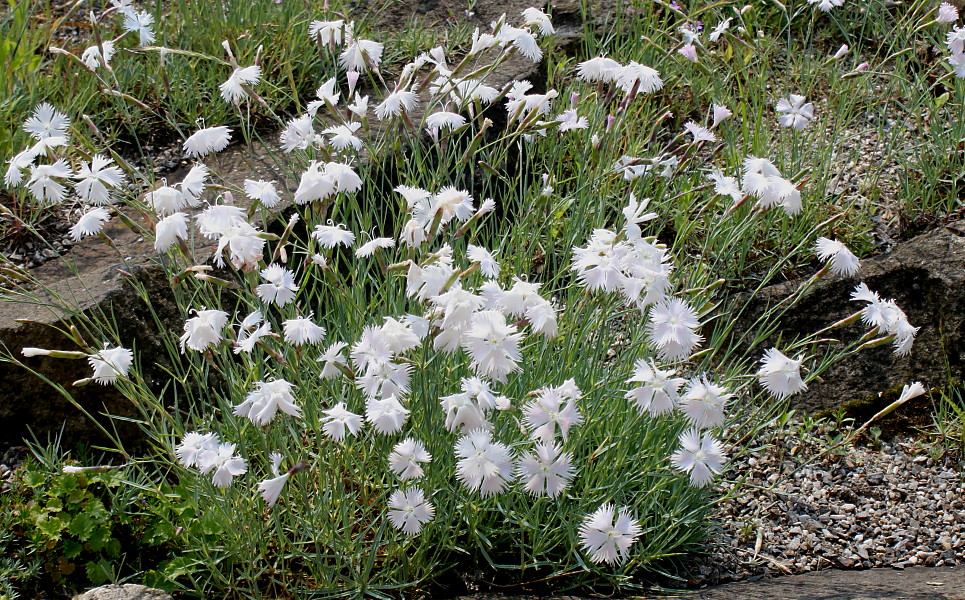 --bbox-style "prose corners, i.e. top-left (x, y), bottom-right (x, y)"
top-left (683, 421), bottom-right (964, 588)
